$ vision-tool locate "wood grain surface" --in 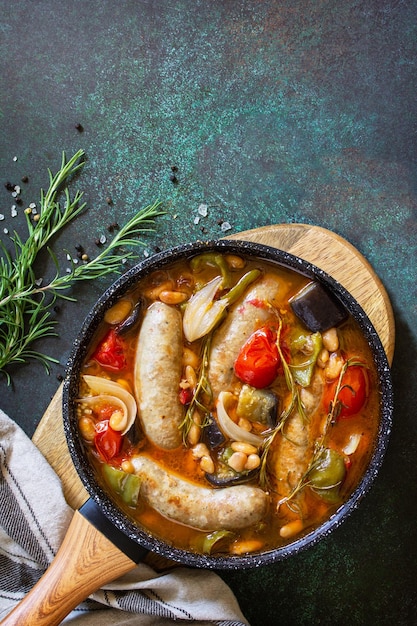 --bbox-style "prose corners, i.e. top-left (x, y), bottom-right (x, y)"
top-left (32, 224), bottom-right (395, 514)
